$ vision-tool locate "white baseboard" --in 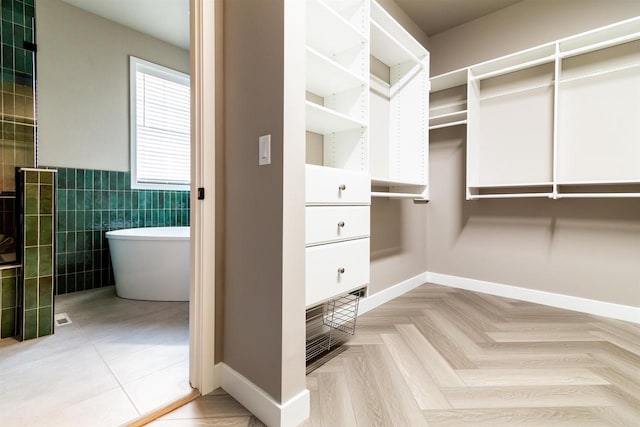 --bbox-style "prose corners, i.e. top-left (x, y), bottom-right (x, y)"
top-left (221, 363), bottom-right (310, 427)
top-left (427, 272), bottom-right (640, 324)
top-left (359, 272), bottom-right (429, 315)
